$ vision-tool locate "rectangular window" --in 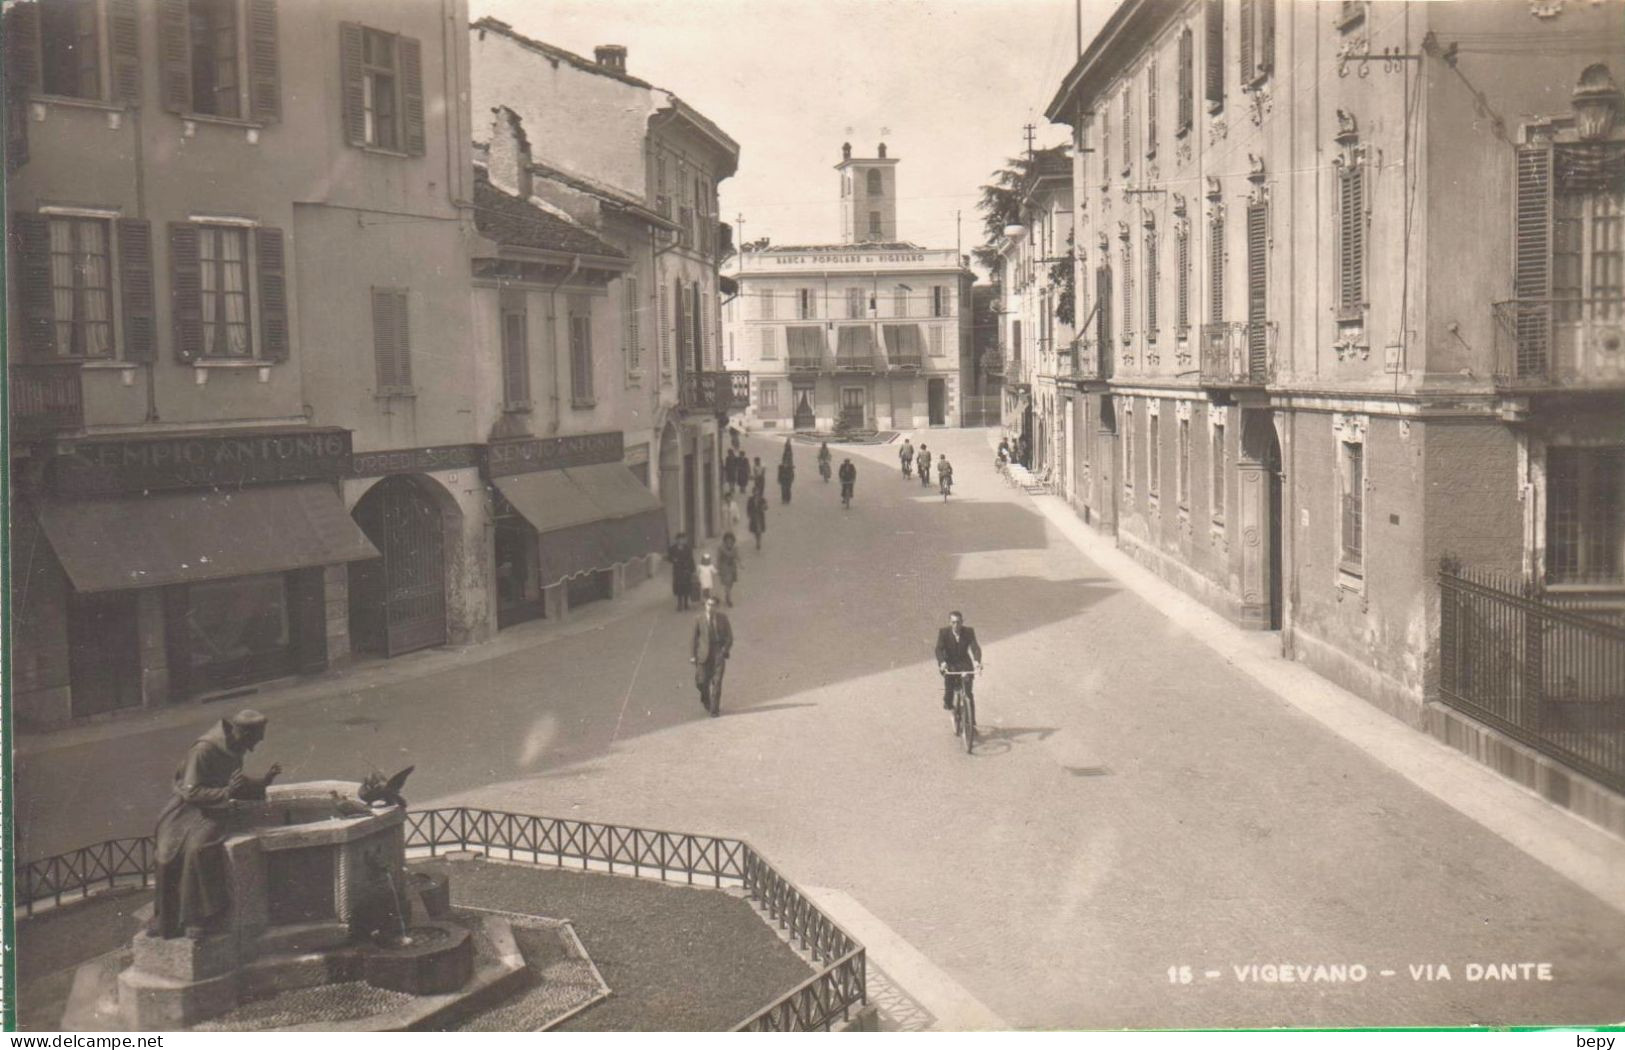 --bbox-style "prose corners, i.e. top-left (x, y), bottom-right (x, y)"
top-left (797, 288), bottom-right (815, 319)
top-left (1209, 213), bottom-right (1225, 324)
top-left (199, 224), bottom-right (251, 357)
top-left (1340, 440), bottom-right (1364, 574)
top-left (1337, 161), bottom-right (1366, 315)
top-left (371, 287), bottom-right (411, 393)
top-left (1247, 201), bottom-right (1268, 375)
top-left (624, 274), bottom-right (641, 372)
top-left (188, 0), bottom-right (240, 118)
top-left (1178, 417), bottom-right (1191, 510)
top-left (569, 296), bottom-right (594, 406)
top-left (1177, 27), bottom-right (1194, 135)
top-left (1211, 421), bottom-right (1226, 522)
top-left (1123, 402), bottom-right (1135, 493)
top-left (759, 289), bottom-right (775, 320)
top-left (361, 27), bottom-right (398, 150)
top-left (1546, 447), bottom-right (1625, 585)
top-left (1146, 59), bottom-right (1157, 159)
top-left (929, 325), bottom-right (944, 357)
top-left (1144, 226), bottom-right (1159, 342)
top-left (847, 287), bottom-right (865, 319)
top-left (1176, 225), bottom-right (1191, 334)
top-left (760, 326), bottom-right (777, 360)
top-left (759, 381), bottom-right (780, 410)
top-left (658, 281), bottom-right (671, 381)
top-left (46, 216), bottom-right (114, 357)
top-left (932, 285), bottom-right (949, 317)
top-left (1148, 410), bottom-right (1161, 498)
top-left (869, 210), bottom-right (883, 239)
top-left (1239, 0), bottom-right (1275, 86)
top-left (1204, 0), bottom-right (1224, 110)
top-left (1121, 87), bottom-right (1133, 177)
top-left (894, 288), bottom-right (908, 317)
top-left (1121, 240), bottom-right (1134, 344)
top-left (501, 301), bottom-right (529, 411)
top-left (40, 0), bottom-right (101, 100)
